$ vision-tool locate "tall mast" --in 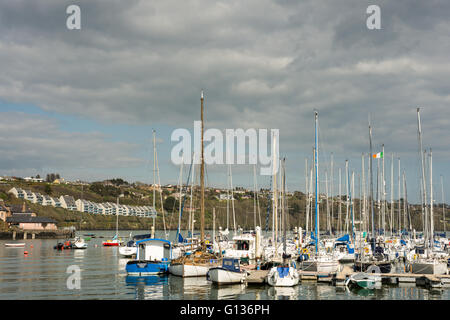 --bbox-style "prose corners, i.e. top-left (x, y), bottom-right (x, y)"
top-left (381, 144), bottom-right (385, 235)
top-left (369, 122), bottom-right (375, 248)
top-left (177, 153), bottom-right (184, 242)
top-left (398, 157), bottom-right (401, 235)
top-left (390, 153), bottom-right (394, 235)
top-left (325, 170), bottom-right (330, 234)
top-left (305, 158), bottom-right (308, 231)
top-left (362, 153), bottom-right (366, 234)
top-left (441, 175), bottom-right (446, 234)
top-left (200, 90), bottom-right (205, 251)
top-left (272, 133), bottom-right (278, 252)
top-left (429, 149), bottom-right (434, 245)
top-left (331, 153), bottom-right (334, 234)
top-left (345, 160), bottom-right (349, 234)
top-left (189, 154), bottom-right (195, 237)
top-left (253, 164), bottom-right (257, 230)
top-left (282, 158), bottom-right (287, 257)
top-left (153, 129), bottom-right (156, 237)
top-left (314, 111), bottom-right (319, 254)
top-left (417, 108), bottom-right (428, 252)
top-left (338, 167), bottom-right (342, 234)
